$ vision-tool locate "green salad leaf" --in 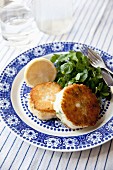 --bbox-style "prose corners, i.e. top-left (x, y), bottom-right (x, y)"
top-left (50, 51), bottom-right (111, 100)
